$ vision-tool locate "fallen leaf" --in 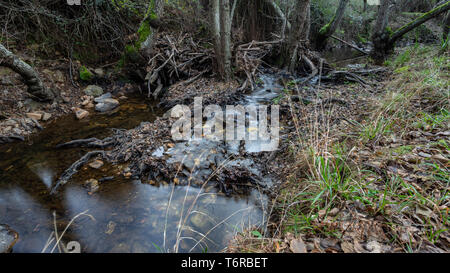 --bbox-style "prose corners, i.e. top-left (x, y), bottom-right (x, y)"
top-left (290, 238), bottom-right (307, 253)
